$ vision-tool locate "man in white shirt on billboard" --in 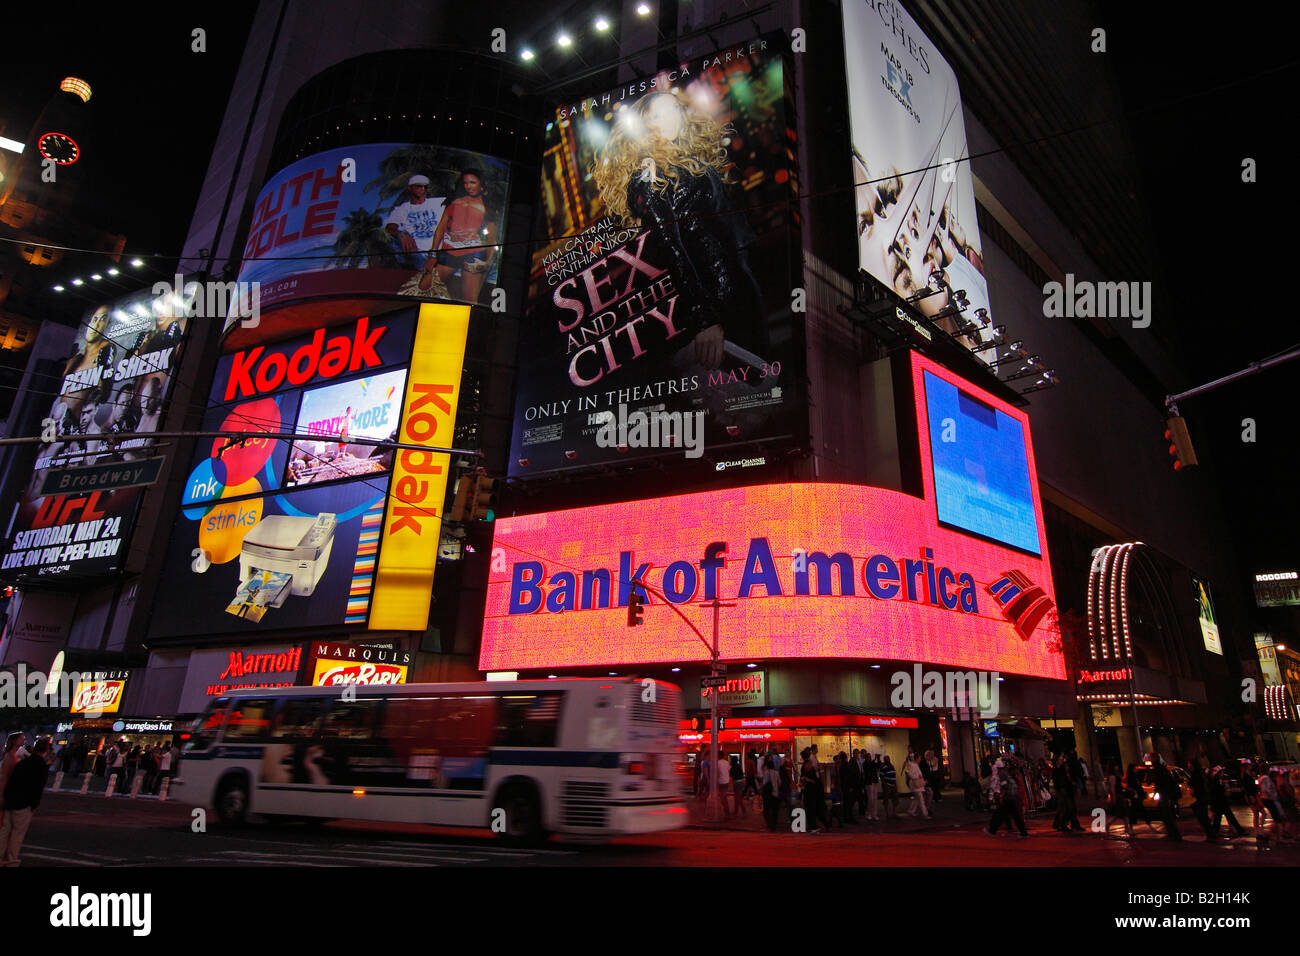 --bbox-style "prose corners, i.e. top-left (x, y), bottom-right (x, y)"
top-left (386, 175), bottom-right (445, 271)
